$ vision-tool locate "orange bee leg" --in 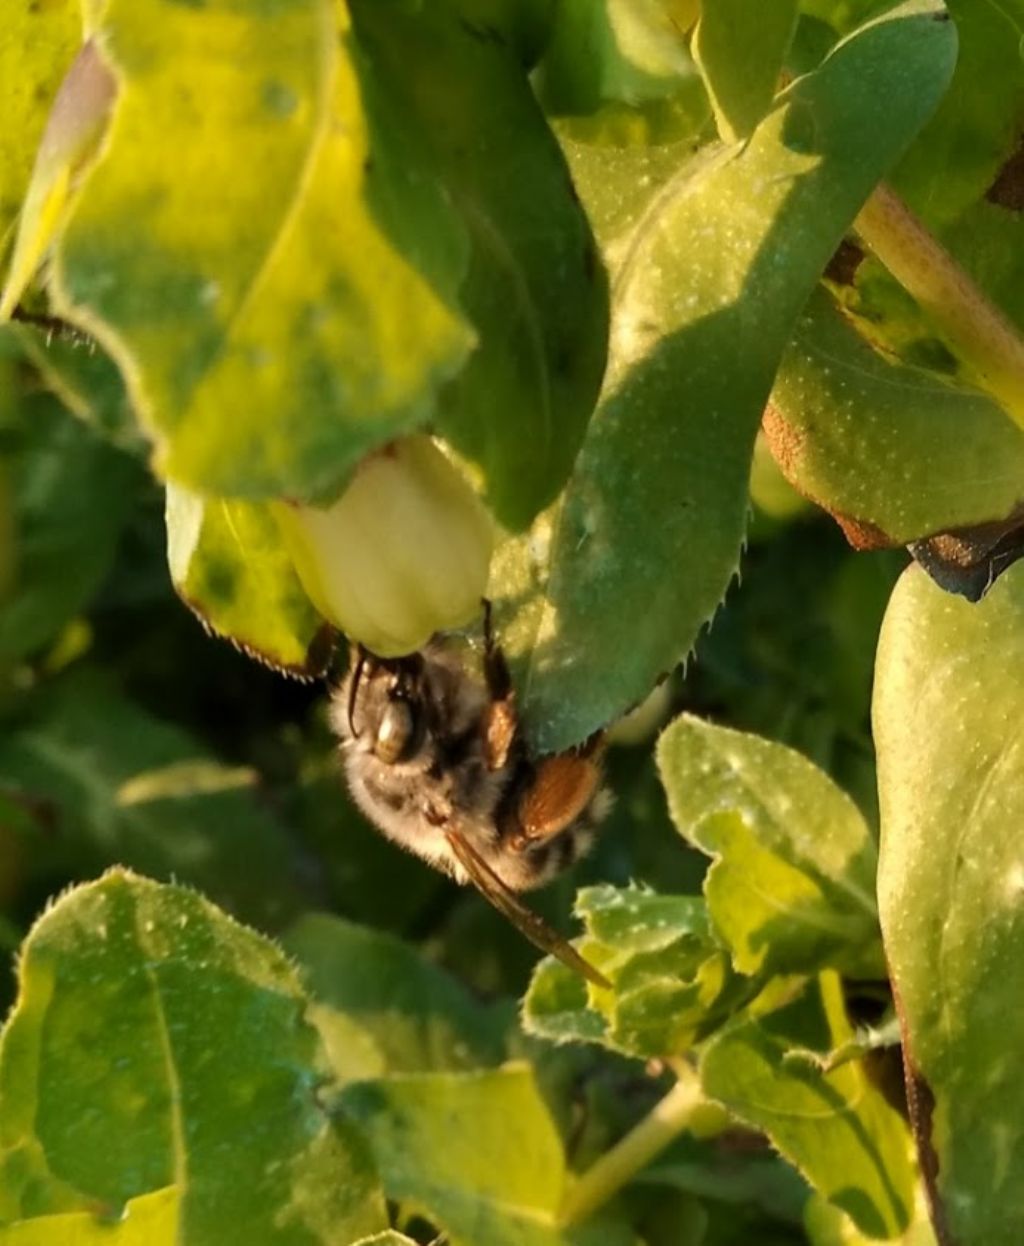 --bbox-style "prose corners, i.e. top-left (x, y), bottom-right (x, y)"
top-left (510, 748), bottom-right (605, 851)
